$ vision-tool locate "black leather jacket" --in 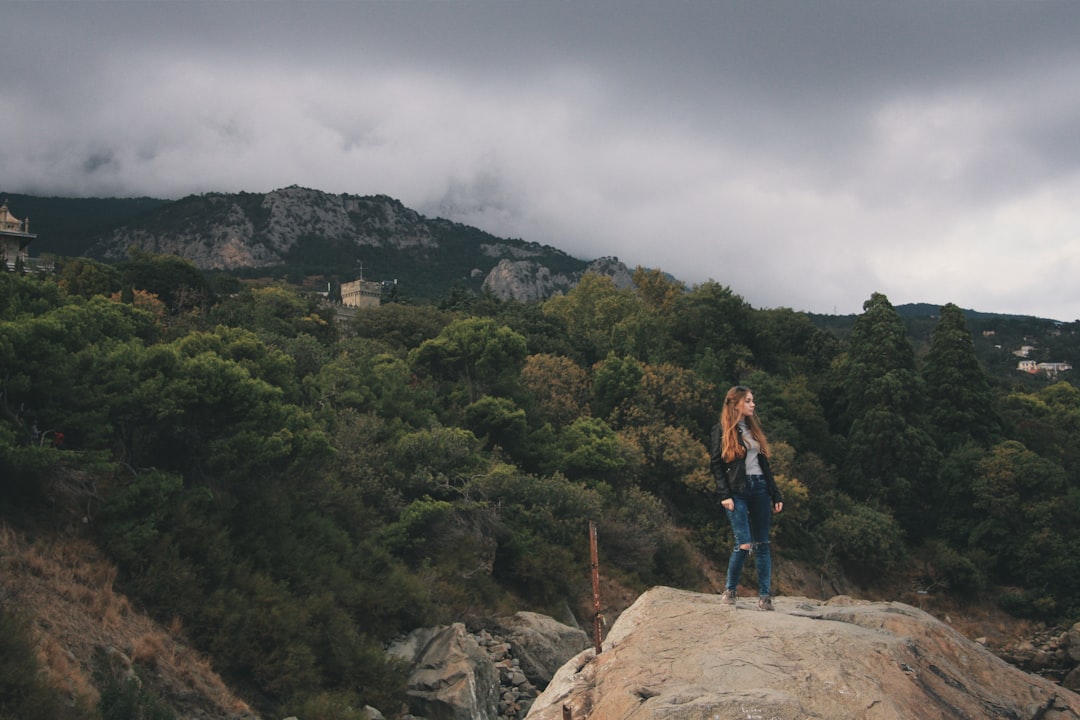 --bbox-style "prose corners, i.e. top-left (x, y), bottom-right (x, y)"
top-left (709, 423), bottom-right (783, 504)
